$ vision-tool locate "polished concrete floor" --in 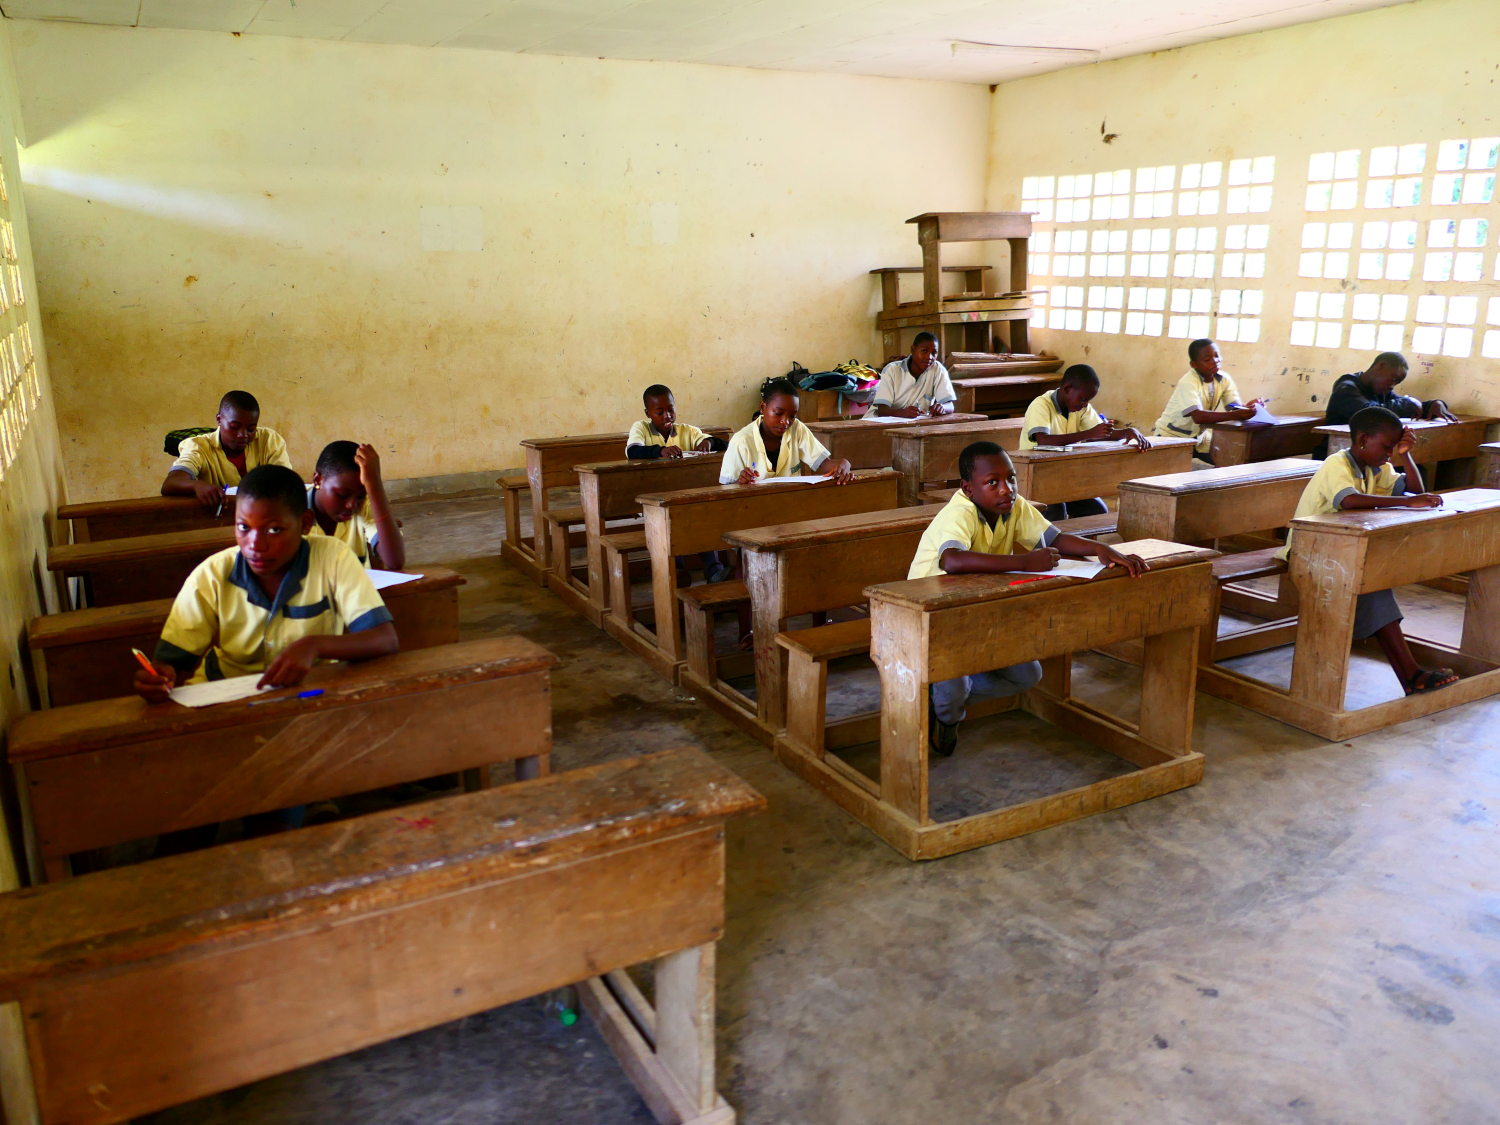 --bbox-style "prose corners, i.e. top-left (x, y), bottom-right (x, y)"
top-left (148, 491), bottom-right (1500, 1125)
